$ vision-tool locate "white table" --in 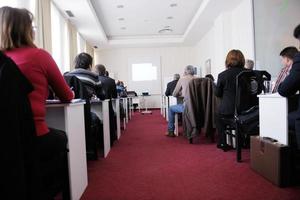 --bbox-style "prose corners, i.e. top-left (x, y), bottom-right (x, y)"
top-left (258, 93), bottom-right (288, 145)
top-left (112, 98), bottom-right (121, 140)
top-left (90, 99), bottom-right (111, 158)
top-left (46, 101), bottom-right (87, 200)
